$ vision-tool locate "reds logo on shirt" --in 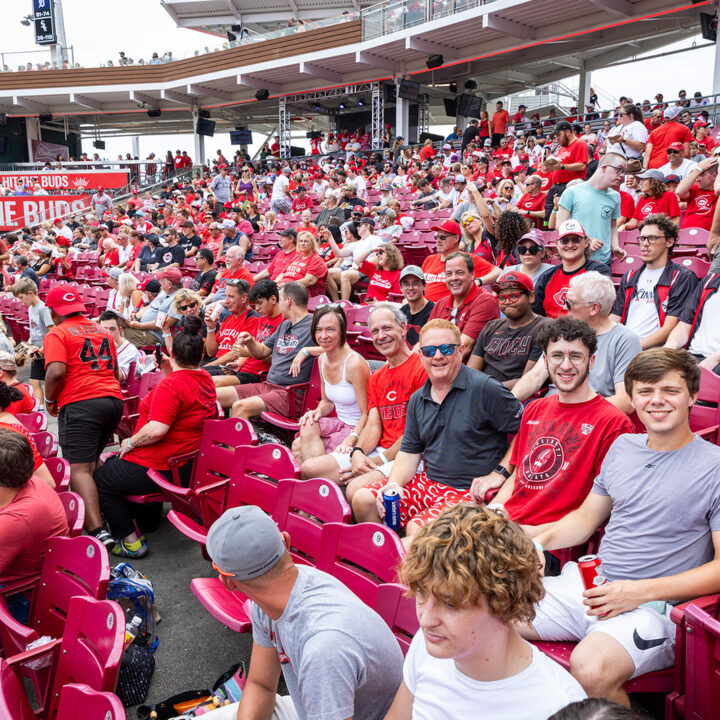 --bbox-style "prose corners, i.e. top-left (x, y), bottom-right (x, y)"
top-left (552, 288), bottom-right (570, 308)
top-left (695, 196), bottom-right (712, 212)
top-left (163, 252), bottom-right (172, 262)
